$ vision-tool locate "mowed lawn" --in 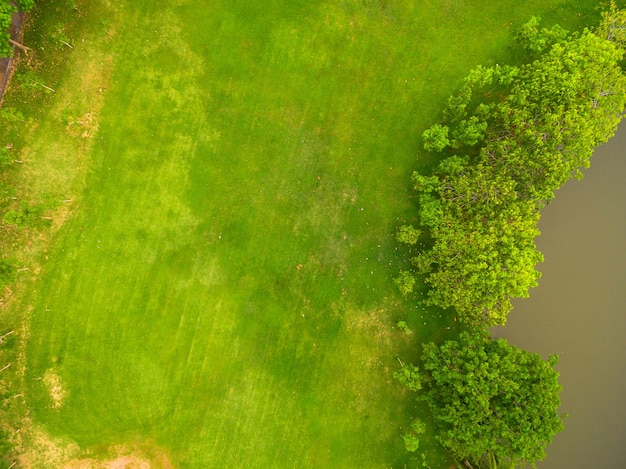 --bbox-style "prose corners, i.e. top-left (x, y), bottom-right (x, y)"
top-left (12, 0), bottom-right (600, 467)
